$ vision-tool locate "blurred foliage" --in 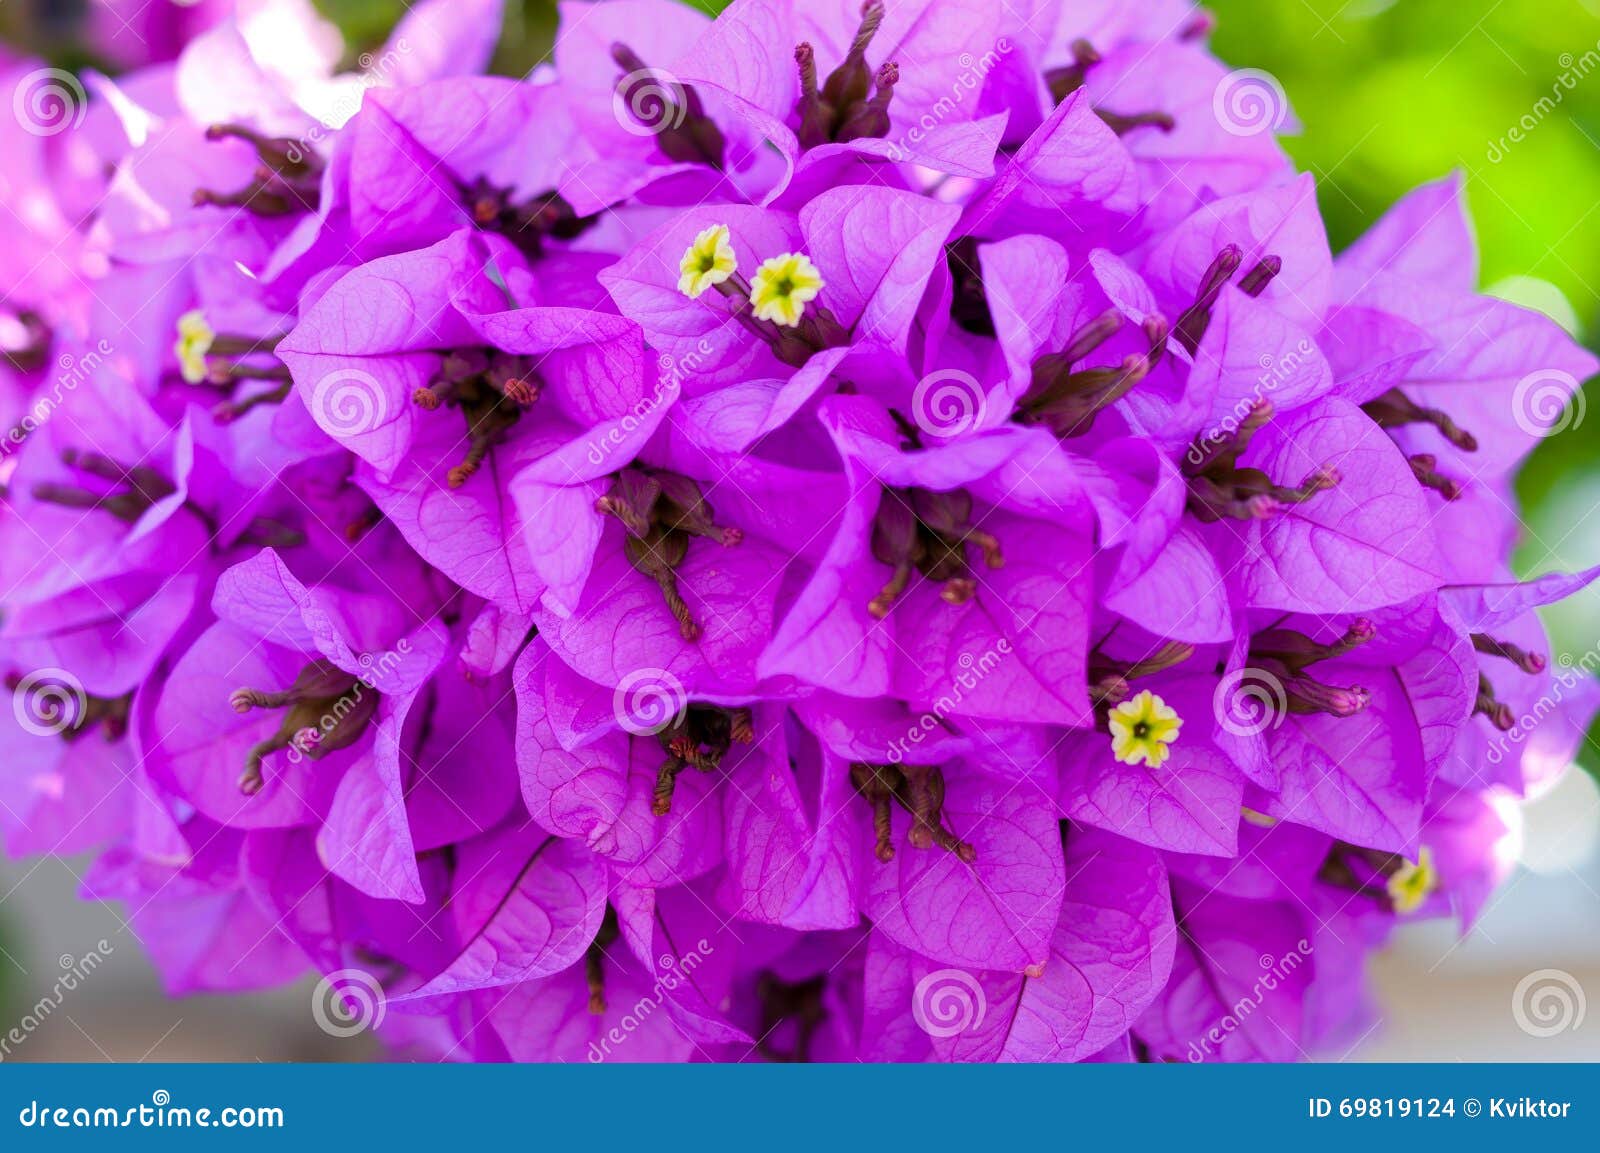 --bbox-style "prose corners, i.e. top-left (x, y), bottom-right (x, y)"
top-left (1206, 1), bottom-right (1600, 507)
top-left (1214, 1), bottom-right (1600, 313)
